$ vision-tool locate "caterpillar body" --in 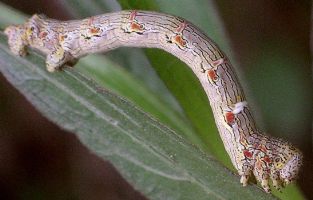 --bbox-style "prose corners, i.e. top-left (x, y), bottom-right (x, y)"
top-left (4, 10), bottom-right (302, 193)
